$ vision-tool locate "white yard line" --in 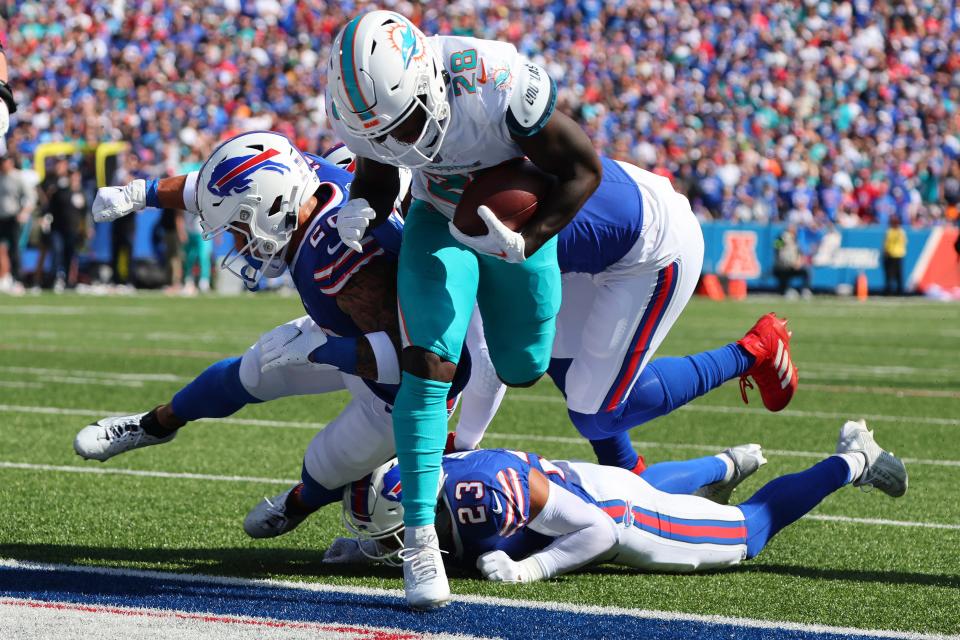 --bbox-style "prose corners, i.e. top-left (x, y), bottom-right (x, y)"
top-left (0, 462), bottom-right (296, 486)
top-left (0, 366), bottom-right (190, 383)
top-left (0, 402), bottom-right (956, 468)
top-left (1, 560), bottom-right (957, 640)
top-left (1, 461), bottom-right (959, 531)
top-left (6, 363), bottom-right (960, 398)
top-left (0, 343), bottom-right (231, 359)
top-left (0, 404), bottom-right (325, 430)
top-left (505, 394), bottom-right (960, 426)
